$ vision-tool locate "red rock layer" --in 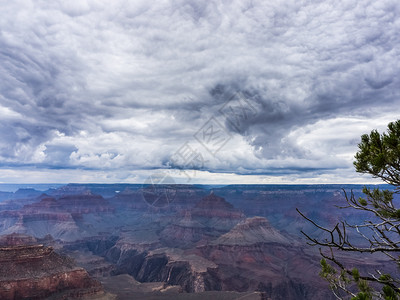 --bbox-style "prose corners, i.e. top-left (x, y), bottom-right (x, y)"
top-left (0, 269), bottom-right (102, 300)
top-left (0, 236), bottom-right (103, 300)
